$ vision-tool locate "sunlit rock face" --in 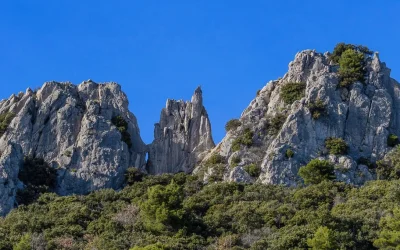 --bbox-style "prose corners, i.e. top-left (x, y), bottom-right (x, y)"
top-left (148, 87), bottom-right (215, 174)
top-left (201, 50), bottom-right (399, 186)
